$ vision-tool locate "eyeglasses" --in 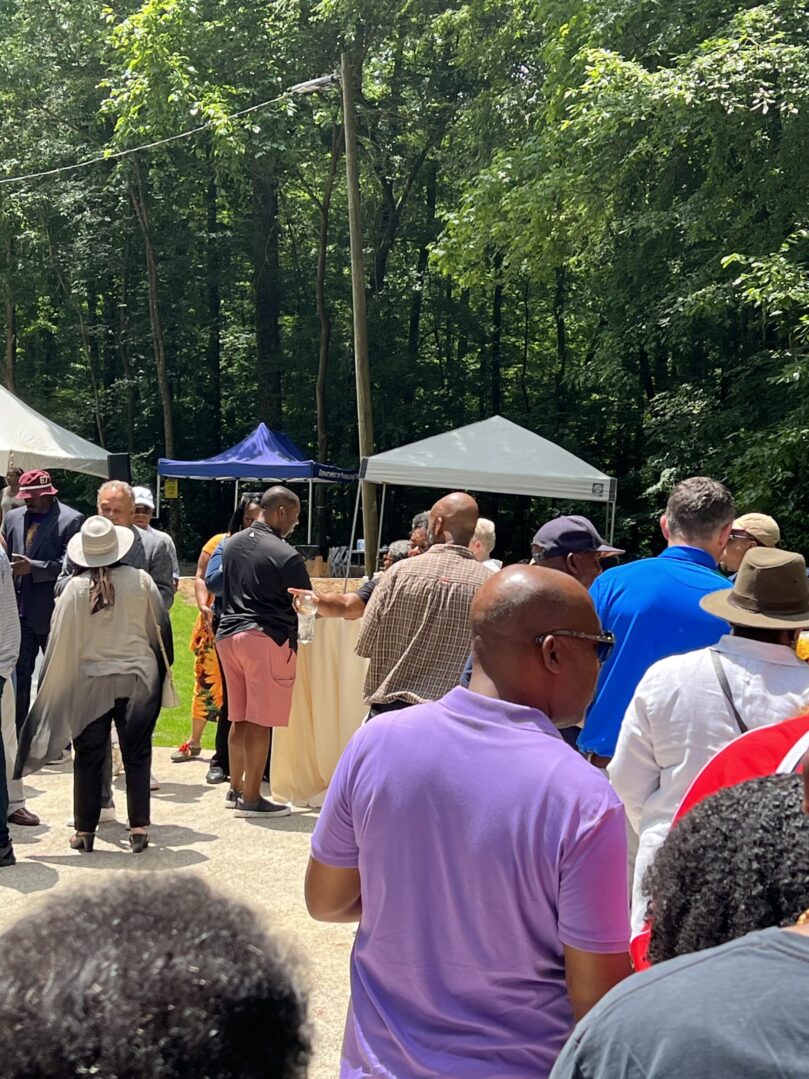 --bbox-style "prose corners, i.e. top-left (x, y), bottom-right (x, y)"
top-left (534, 629), bottom-right (616, 663)
top-left (728, 531), bottom-right (760, 544)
